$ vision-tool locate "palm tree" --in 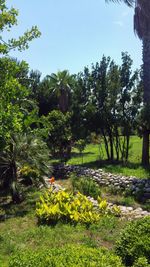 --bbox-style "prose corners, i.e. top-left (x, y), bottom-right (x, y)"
top-left (48, 70), bottom-right (74, 113)
top-left (0, 133), bottom-right (52, 203)
top-left (106, 0), bottom-right (150, 165)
